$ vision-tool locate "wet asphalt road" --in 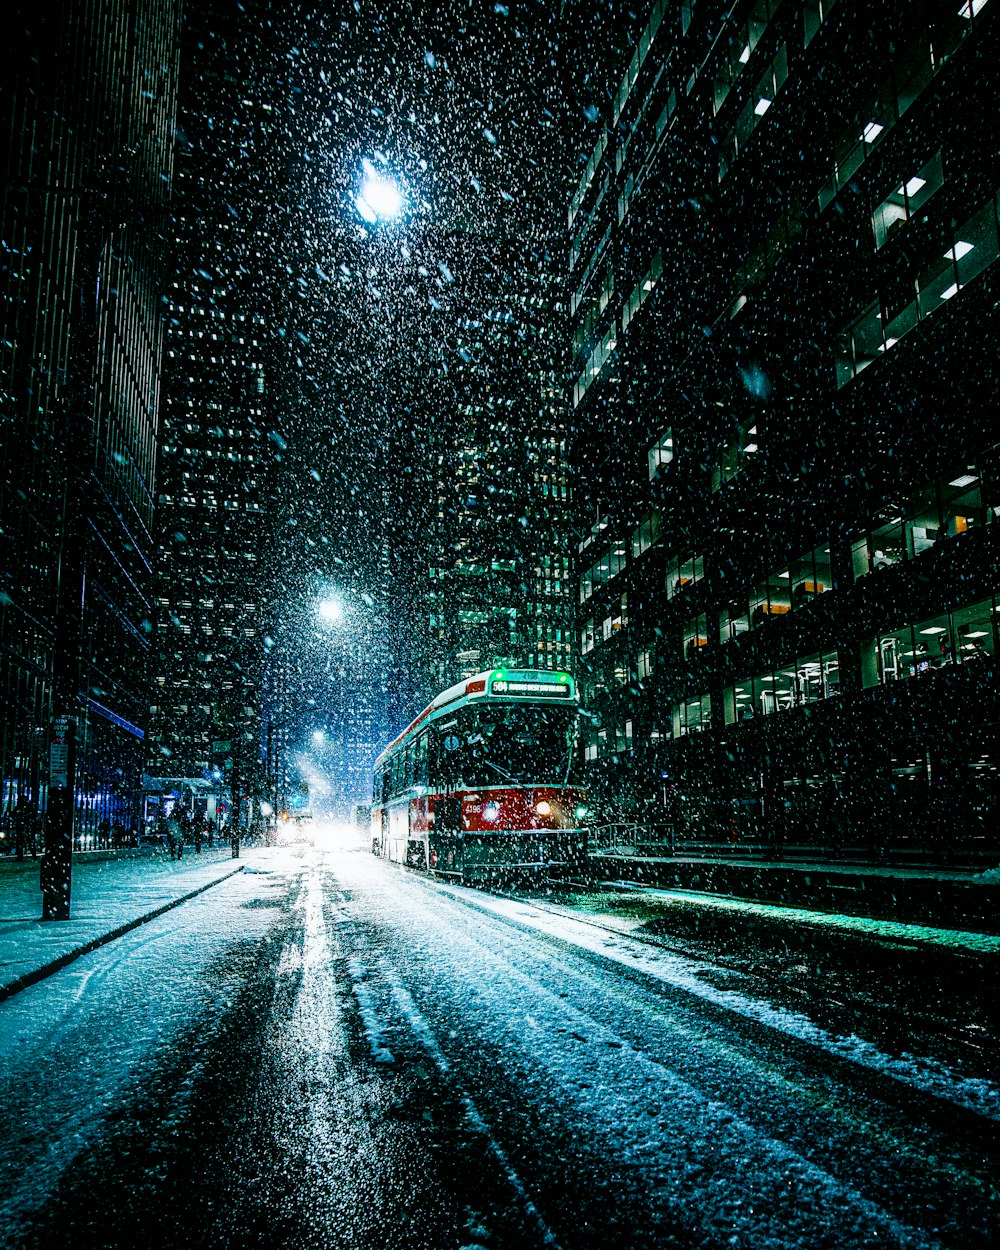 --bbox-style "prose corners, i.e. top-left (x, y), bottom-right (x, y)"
top-left (1, 845), bottom-right (997, 1250)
